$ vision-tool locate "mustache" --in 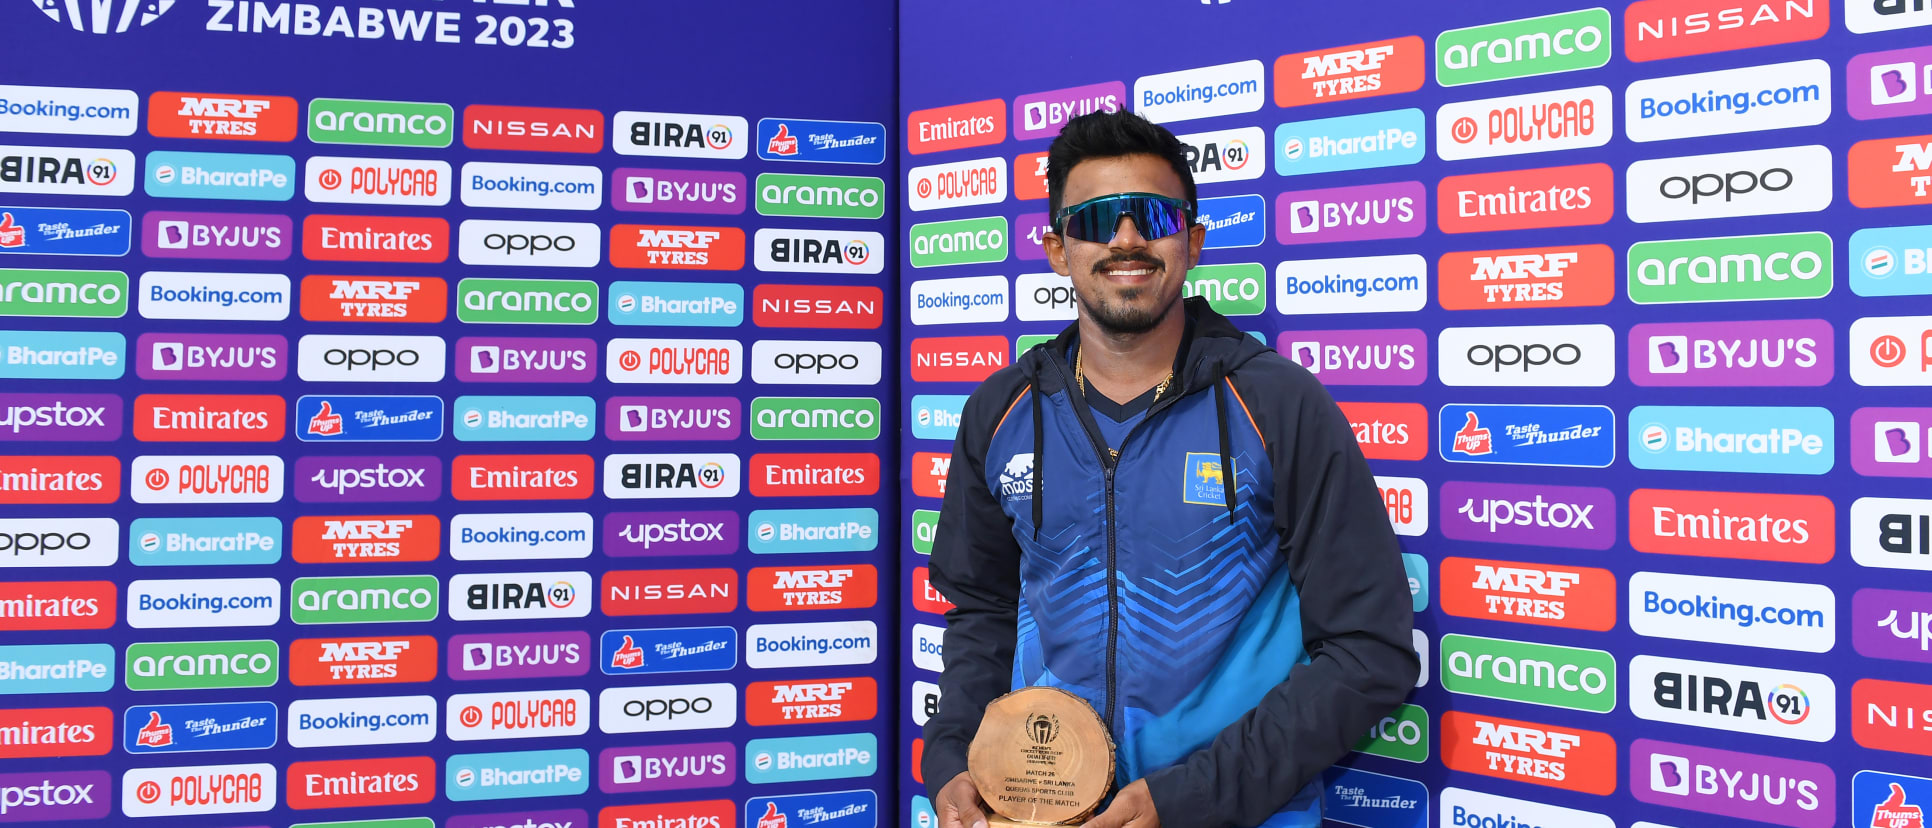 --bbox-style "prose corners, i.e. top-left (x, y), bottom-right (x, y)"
top-left (1090, 253), bottom-right (1161, 274)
